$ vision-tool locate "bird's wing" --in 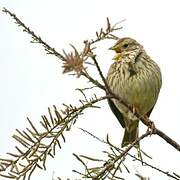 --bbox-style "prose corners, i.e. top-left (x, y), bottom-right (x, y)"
top-left (108, 99), bottom-right (125, 128)
top-left (108, 97), bottom-right (154, 127)
top-left (146, 106), bottom-right (154, 117)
